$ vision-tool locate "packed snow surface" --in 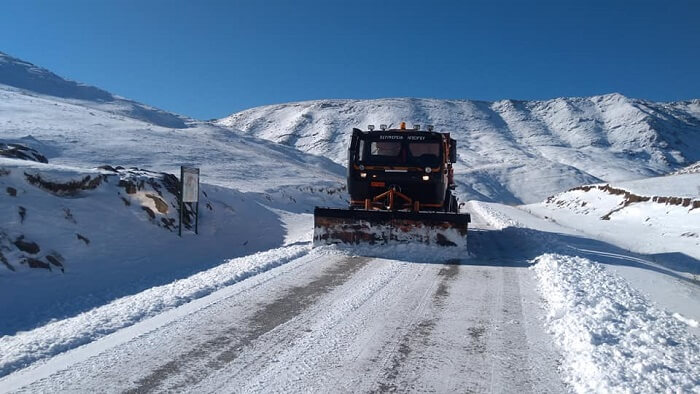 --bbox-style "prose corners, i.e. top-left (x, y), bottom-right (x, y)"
top-left (0, 235), bottom-right (567, 393)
